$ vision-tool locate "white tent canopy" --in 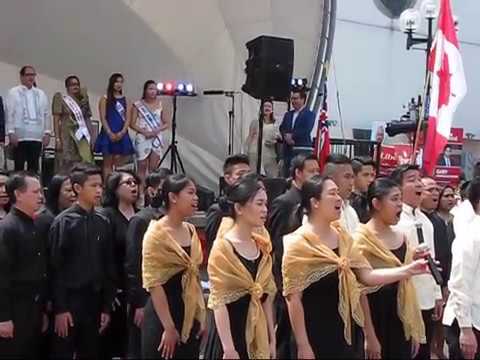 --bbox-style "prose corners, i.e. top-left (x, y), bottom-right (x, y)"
top-left (0, 0), bottom-right (324, 190)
